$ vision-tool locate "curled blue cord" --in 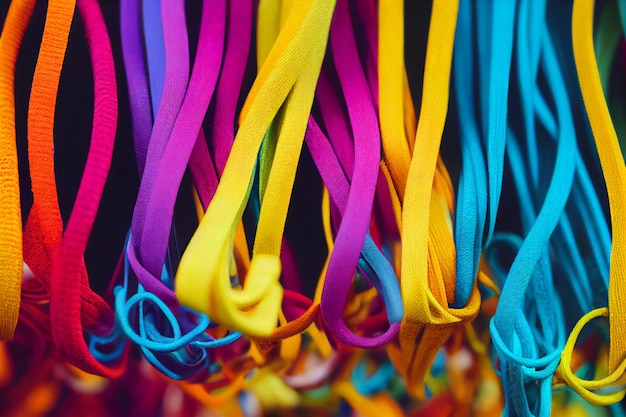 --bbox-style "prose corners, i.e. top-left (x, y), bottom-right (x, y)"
top-left (490, 6), bottom-right (577, 414)
top-left (106, 231), bottom-right (242, 380)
